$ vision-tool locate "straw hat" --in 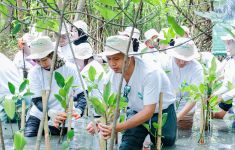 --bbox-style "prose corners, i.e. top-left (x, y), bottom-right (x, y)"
top-left (99, 35), bottom-right (134, 56)
top-left (118, 27), bottom-right (140, 39)
top-left (27, 36), bottom-right (54, 59)
top-left (221, 29), bottom-right (235, 41)
top-left (167, 38), bottom-right (199, 61)
top-left (144, 29), bottom-right (165, 41)
top-left (74, 43), bottom-right (93, 60)
top-left (73, 20), bottom-right (88, 34)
